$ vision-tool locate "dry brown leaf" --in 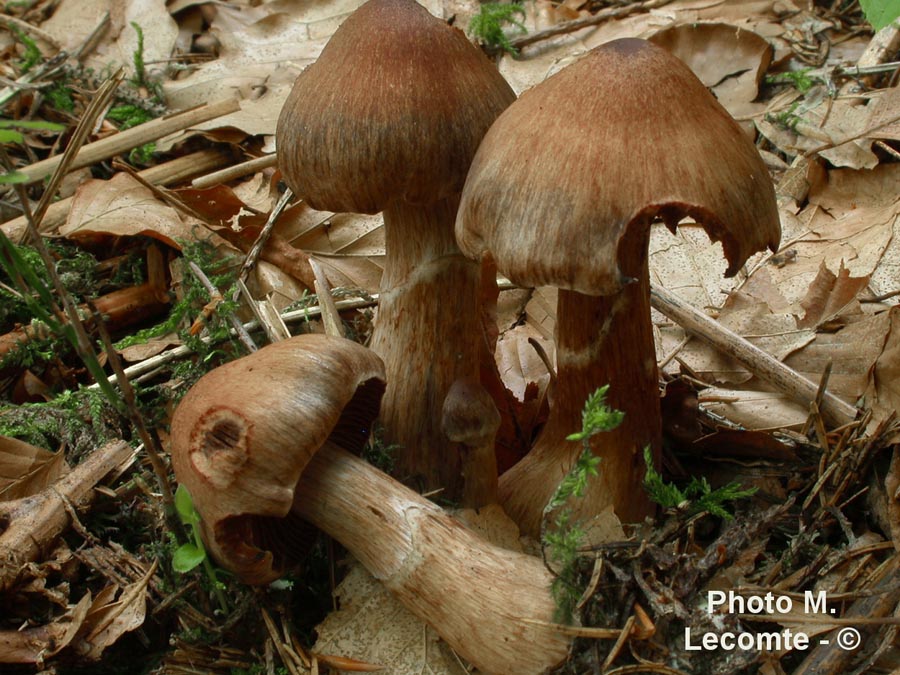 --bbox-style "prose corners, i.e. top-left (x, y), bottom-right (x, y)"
top-left (758, 86), bottom-right (900, 170)
top-left (692, 429), bottom-right (799, 462)
top-left (0, 592), bottom-right (92, 665)
top-left (116, 333), bottom-right (182, 363)
top-left (314, 507), bottom-right (528, 674)
top-left (797, 261), bottom-right (869, 329)
top-left (784, 309), bottom-right (890, 403)
top-left (454, 503), bottom-right (524, 552)
top-left (313, 563), bottom-right (469, 675)
top-left (495, 322), bottom-right (554, 404)
top-left (868, 85), bottom-right (900, 141)
top-left (765, 164), bottom-right (899, 305)
top-left (887, 447), bottom-right (899, 553)
top-left (61, 173), bottom-right (200, 247)
top-left (0, 436), bottom-right (68, 502)
top-left (73, 561), bottom-right (156, 659)
top-left (863, 306), bottom-right (900, 427)
top-left (700, 388), bottom-right (809, 430)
